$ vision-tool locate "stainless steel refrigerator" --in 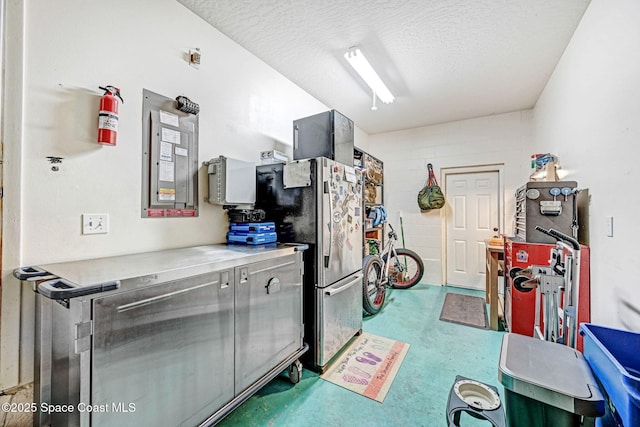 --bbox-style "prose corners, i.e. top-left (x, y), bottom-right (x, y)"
top-left (256, 157), bottom-right (363, 371)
